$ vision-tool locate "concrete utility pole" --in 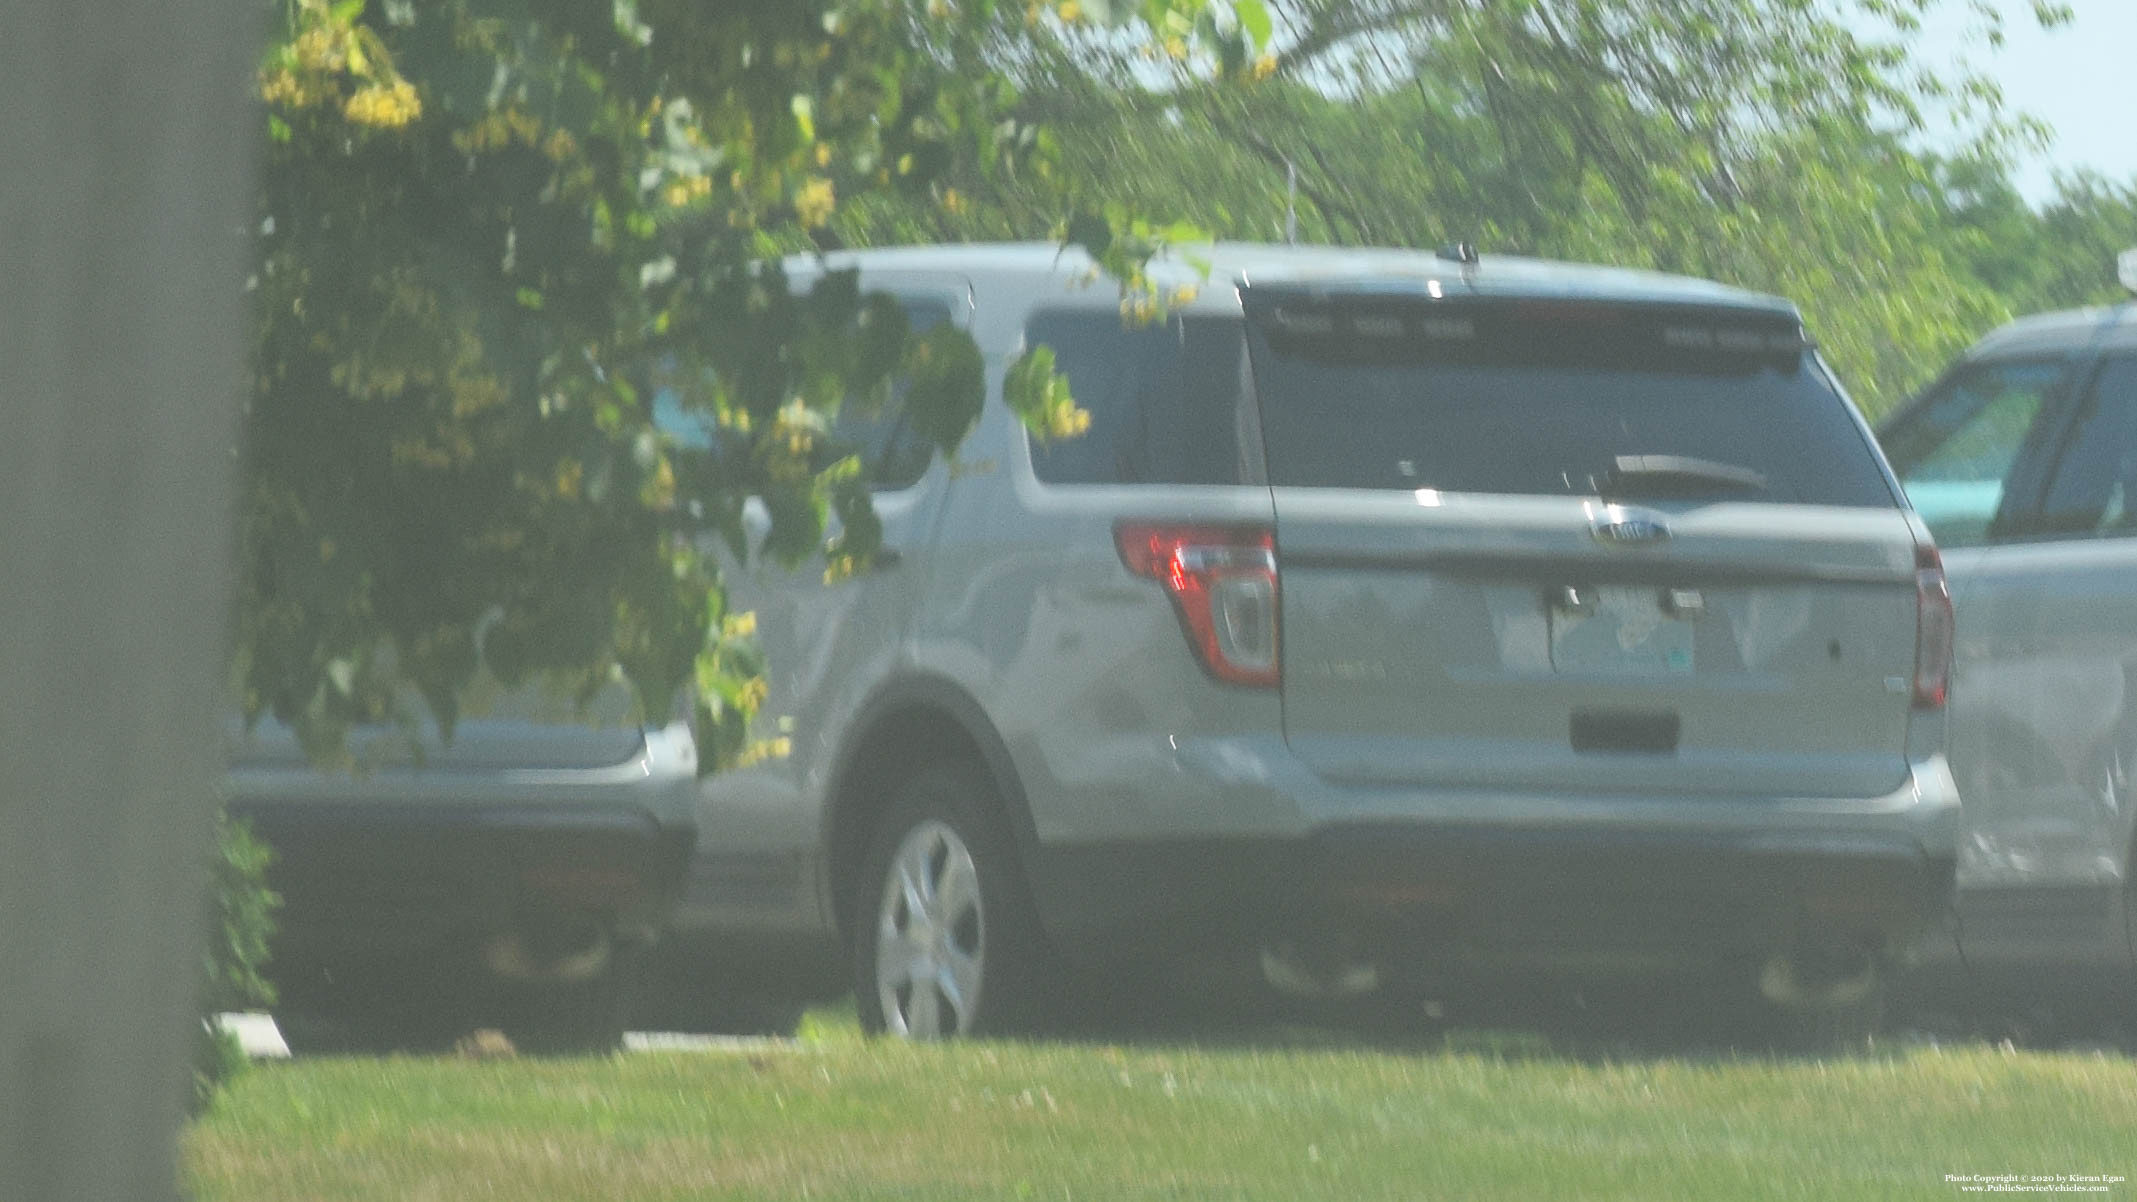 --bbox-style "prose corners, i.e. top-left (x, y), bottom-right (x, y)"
top-left (0, 3), bottom-right (256, 1199)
